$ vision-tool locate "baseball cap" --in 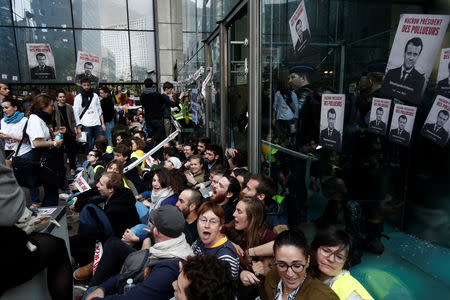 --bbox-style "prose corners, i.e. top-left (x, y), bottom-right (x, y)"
top-left (149, 205), bottom-right (185, 238)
